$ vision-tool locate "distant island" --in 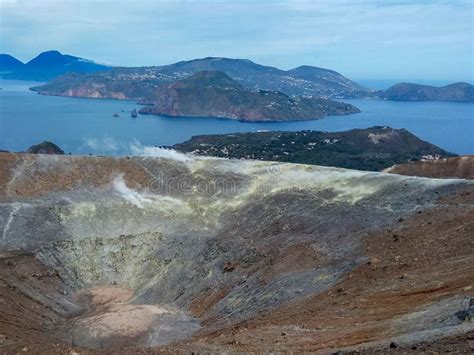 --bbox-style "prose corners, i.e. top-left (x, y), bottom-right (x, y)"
top-left (0, 141), bottom-right (65, 155)
top-left (25, 141), bottom-right (65, 155)
top-left (171, 126), bottom-right (454, 171)
top-left (373, 82), bottom-right (474, 102)
top-left (137, 71), bottom-right (360, 121)
top-left (3, 50), bottom-right (472, 103)
top-left (0, 50), bottom-right (110, 81)
top-left (29, 53), bottom-right (365, 100)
